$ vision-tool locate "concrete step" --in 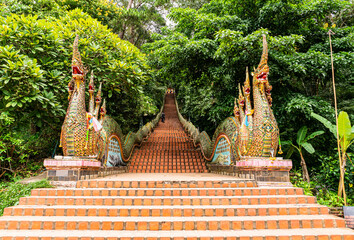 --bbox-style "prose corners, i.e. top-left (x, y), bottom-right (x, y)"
top-left (128, 169), bottom-right (209, 173)
top-left (0, 215), bottom-right (346, 231)
top-left (4, 204), bottom-right (327, 217)
top-left (0, 228), bottom-right (353, 239)
top-left (18, 195), bottom-right (316, 206)
top-left (30, 187), bottom-right (305, 197)
top-left (76, 180), bottom-right (257, 188)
